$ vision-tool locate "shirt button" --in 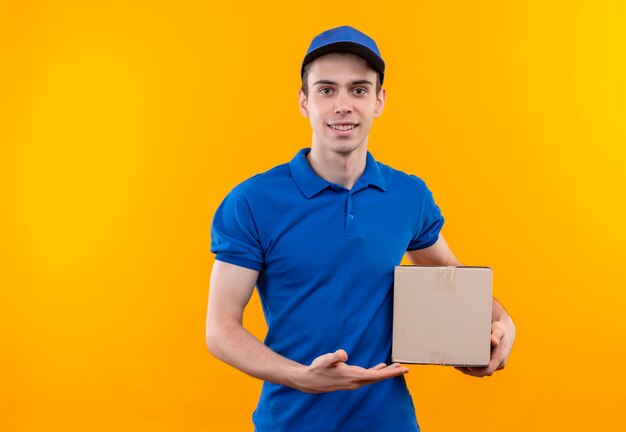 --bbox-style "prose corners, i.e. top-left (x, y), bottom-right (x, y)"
top-left (349, 214), bottom-right (354, 220)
